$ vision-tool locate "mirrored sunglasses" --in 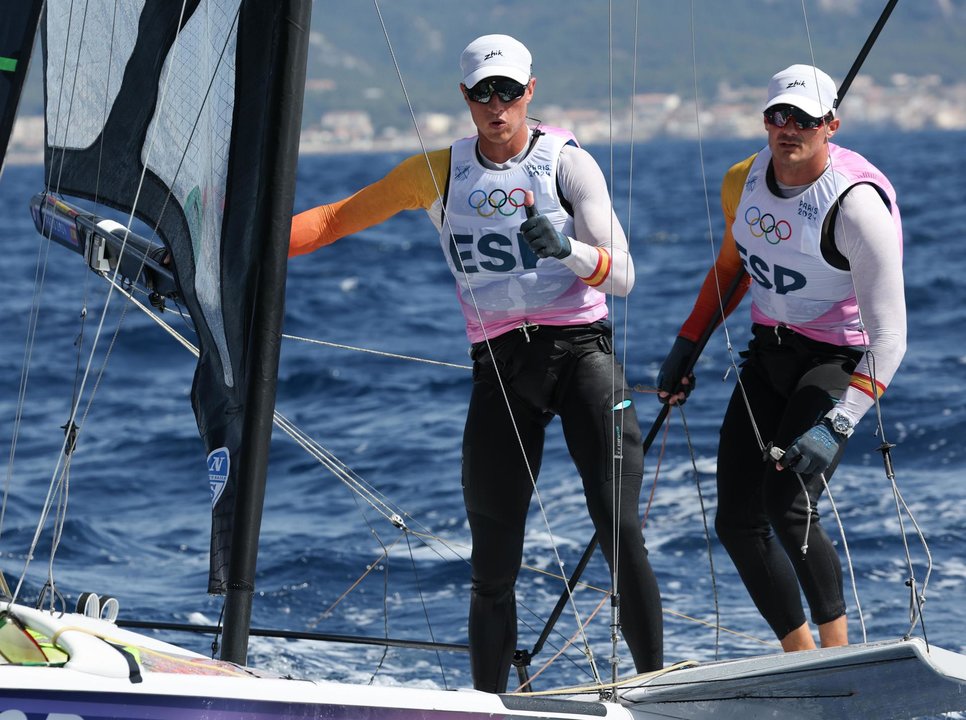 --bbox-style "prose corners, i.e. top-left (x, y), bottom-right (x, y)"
top-left (764, 104), bottom-right (831, 130)
top-left (465, 77), bottom-right (527, 104)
